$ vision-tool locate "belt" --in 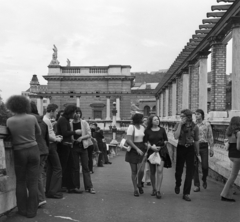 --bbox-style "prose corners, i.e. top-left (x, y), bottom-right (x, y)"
top-left (179, 143), bottom-right (193, 148)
